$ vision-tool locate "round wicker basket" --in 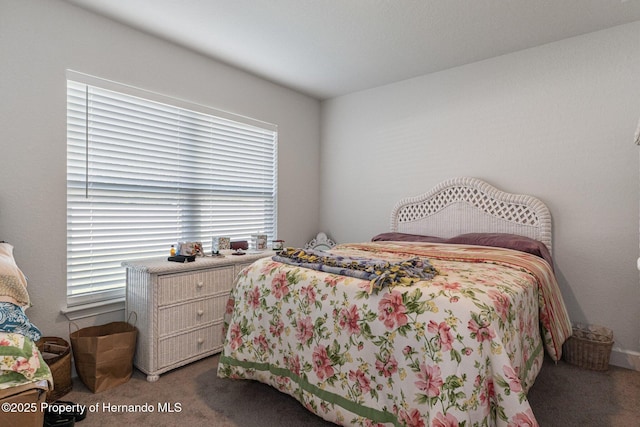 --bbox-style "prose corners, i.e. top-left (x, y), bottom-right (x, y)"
top-left (562, 324), bottom-right (614, 371)
top-left (36, 336), bottom-right (73, 402)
